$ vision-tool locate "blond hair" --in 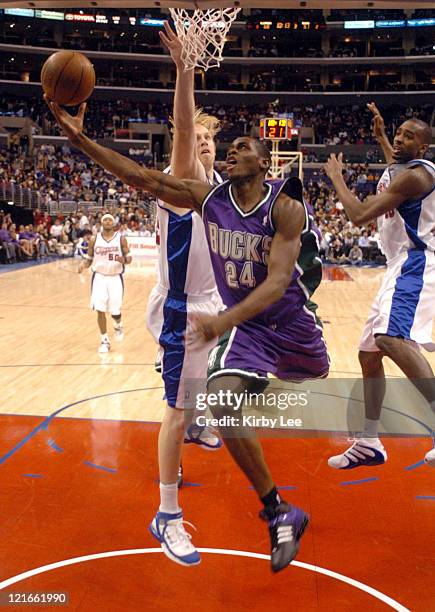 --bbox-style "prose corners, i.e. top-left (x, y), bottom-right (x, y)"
top-left (169, 107), bottom-right (221, 138)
